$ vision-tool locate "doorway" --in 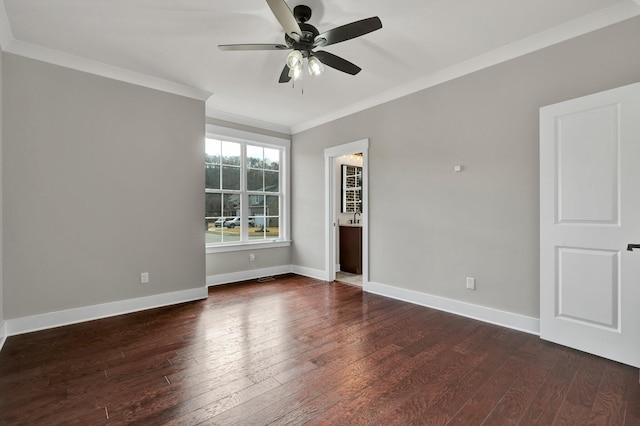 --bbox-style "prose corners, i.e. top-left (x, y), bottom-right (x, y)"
top-left (324, 139), bottom-right (369, 289)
